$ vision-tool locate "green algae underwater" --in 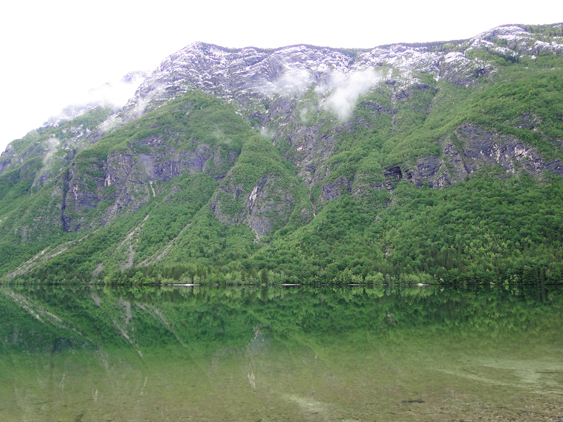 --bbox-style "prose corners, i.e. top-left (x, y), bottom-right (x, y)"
top-left (1, 284), bottom-right (562, 421)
